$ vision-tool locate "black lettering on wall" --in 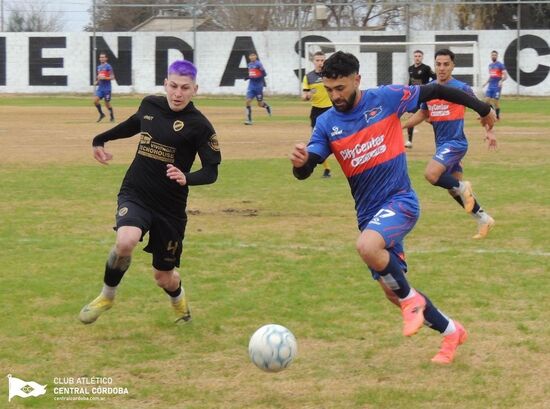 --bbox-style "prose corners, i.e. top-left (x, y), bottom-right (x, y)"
top-left (220, 36), bottom-right (256, 87)
top-left (0, 38), bottom-right (5, 86)
top-left (89, 37), bottom-right (132, 85)
top-left (294, 35), bottom-right (333, 80)
top-left (360, 35), bottom-right (407, 85)
top-left (435, 34), bottom-right (478, 85)
top-left (29, 37), bottom-right (67, 86)
top-left (155, 37), bottom-right (194, 85)
top-left (504, 34), bottom-right (550, 87)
